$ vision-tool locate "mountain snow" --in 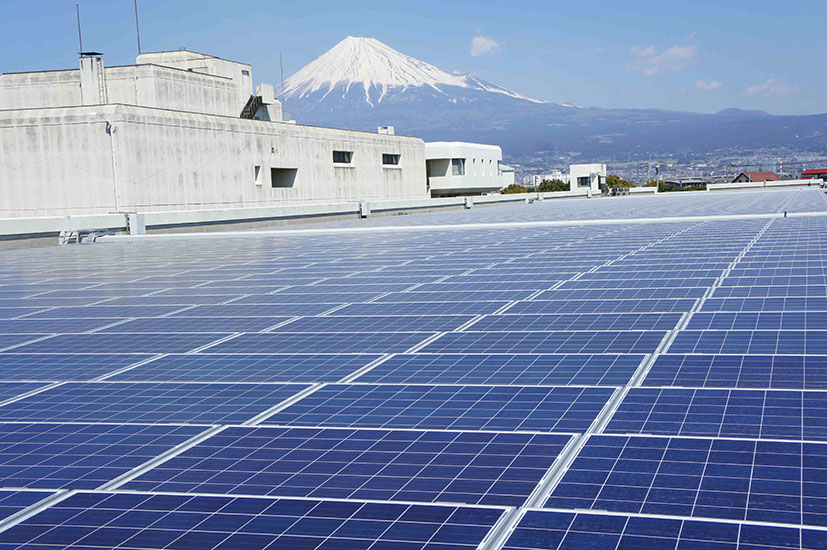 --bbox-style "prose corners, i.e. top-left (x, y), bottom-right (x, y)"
top-left (282, 36), bottom-right (544, 106)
